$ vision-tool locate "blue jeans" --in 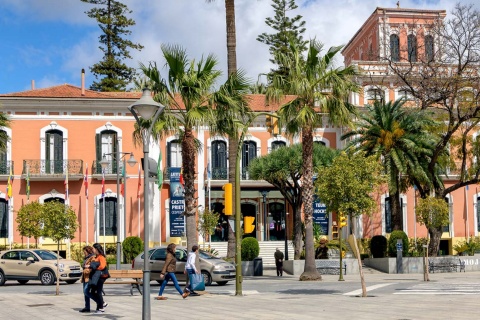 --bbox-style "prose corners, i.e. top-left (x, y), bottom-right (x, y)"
top-left (185, 268), bottom-right (195, 292)
top-left (83, 282), bottom-right (91, 310)
top-left (158, 272), bottom-right (183, 296)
